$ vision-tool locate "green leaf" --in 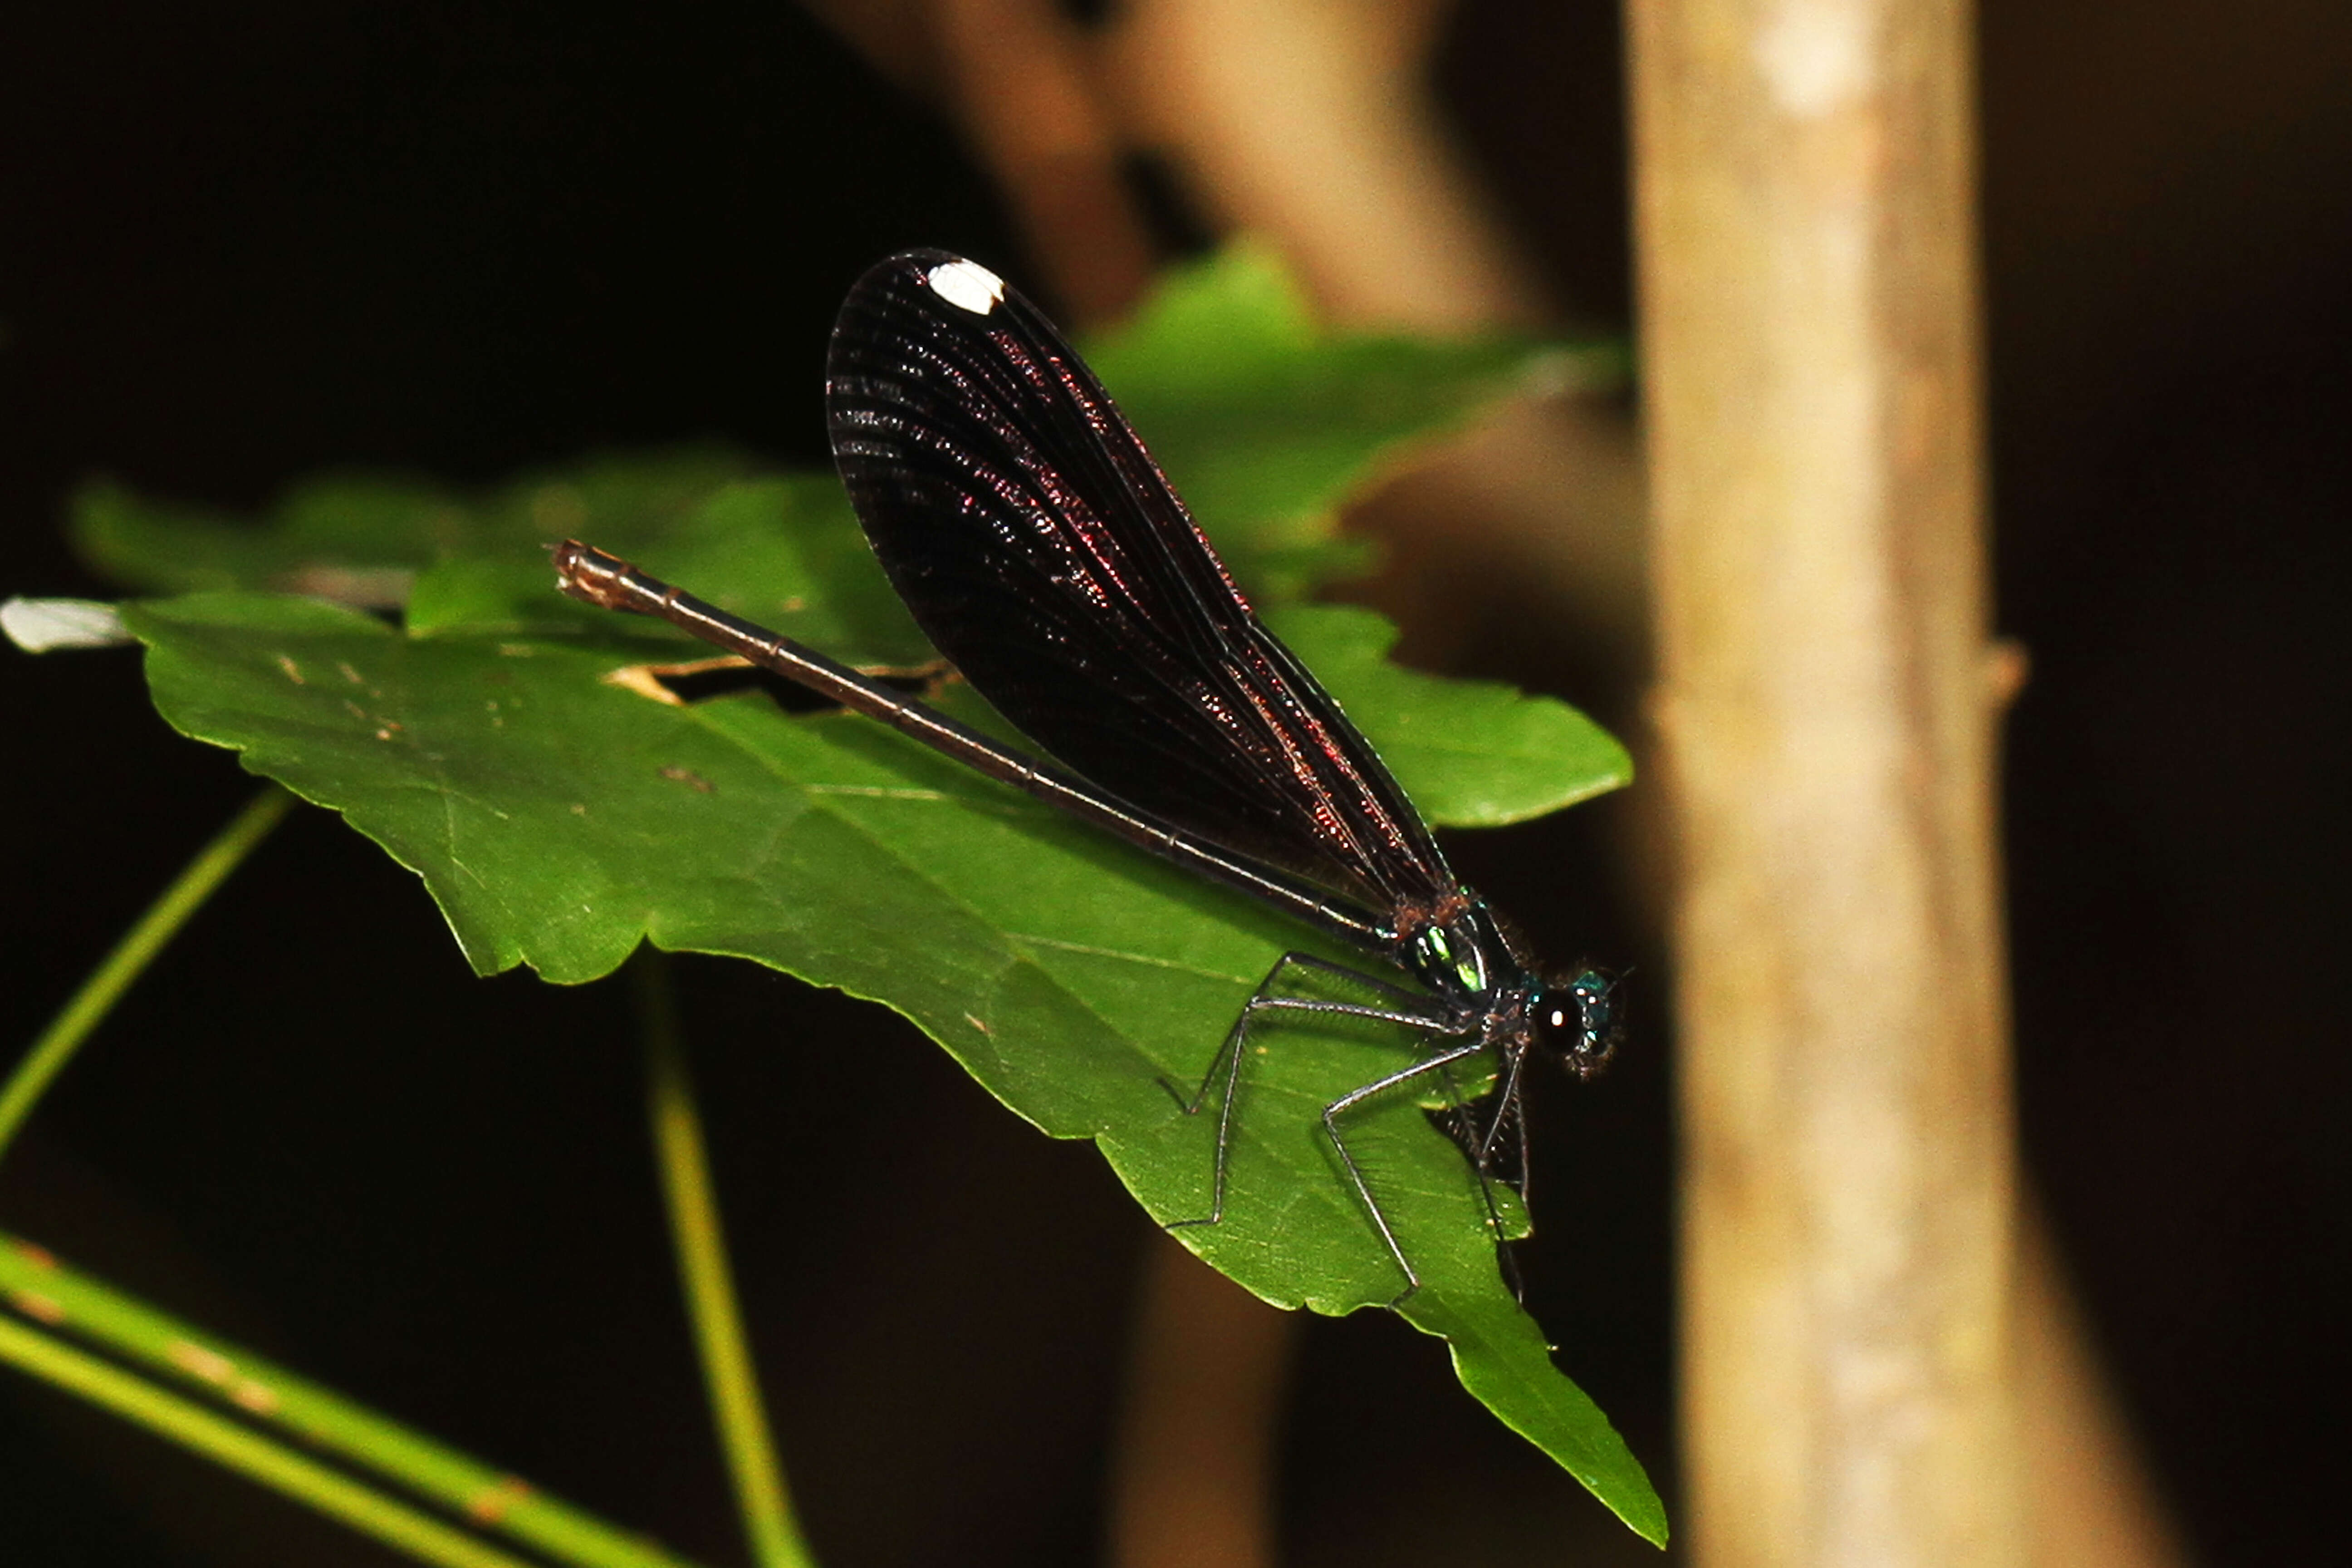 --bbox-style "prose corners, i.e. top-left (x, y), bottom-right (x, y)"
top-left (120, 584), bottom-right (1659, 1542)
top-left (72, 448), bottom-right (761, 603)
top-left (84, 246), bottom-right (1662, 1543)
top-left (1260, 604), bottom-right (1629, 827)
top-left (402, 476), bottom-right (935, 670)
